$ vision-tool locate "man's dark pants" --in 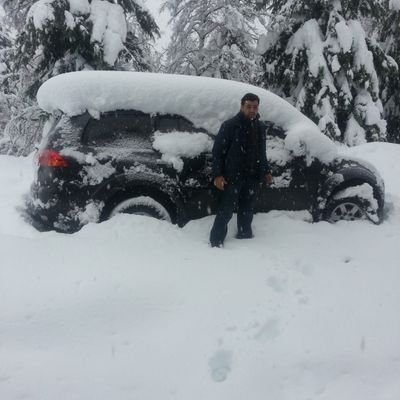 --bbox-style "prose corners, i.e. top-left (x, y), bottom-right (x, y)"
top-left (209, 176), bottom-right (259, 246)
